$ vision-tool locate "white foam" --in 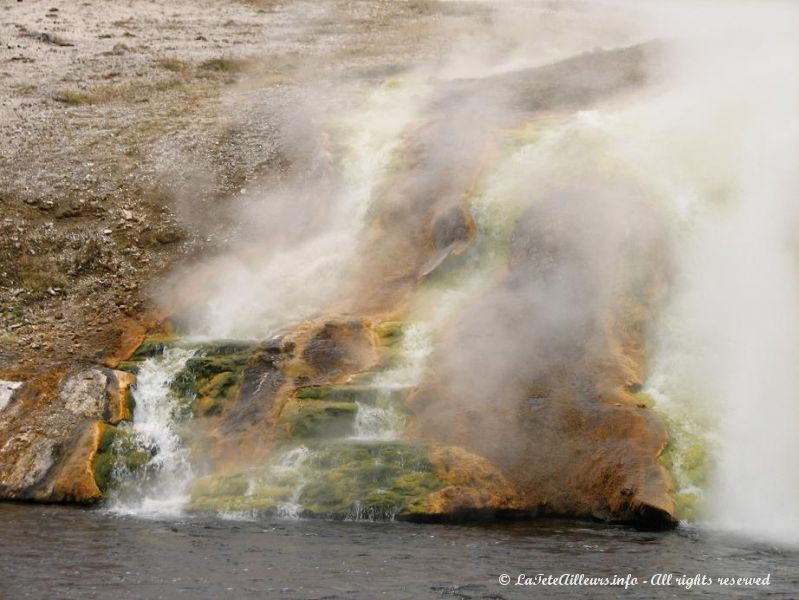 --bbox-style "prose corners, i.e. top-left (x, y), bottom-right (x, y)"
top-left (107, 348), bottom-right (196, 517)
